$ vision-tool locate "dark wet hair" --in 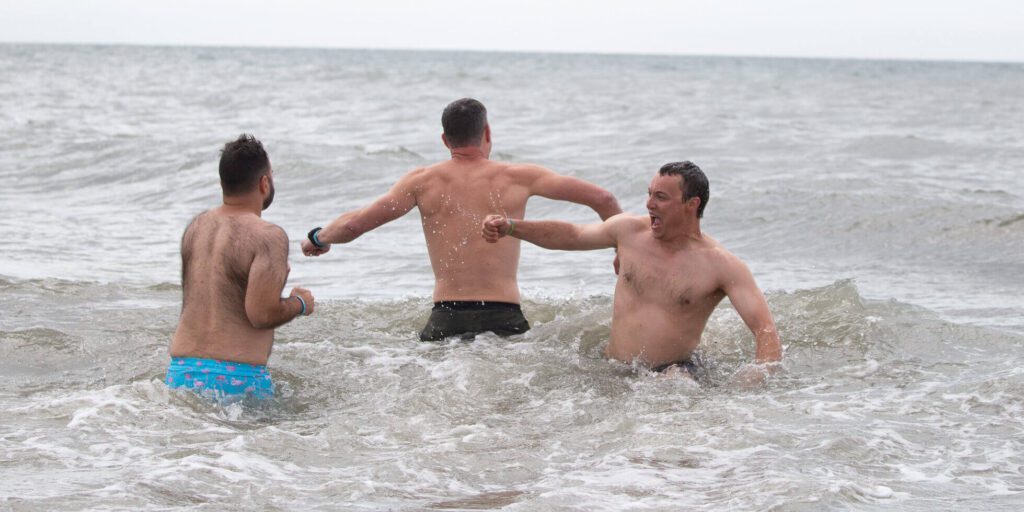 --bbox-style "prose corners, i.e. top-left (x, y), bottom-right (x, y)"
top-left (442, 98), bottom-right (488, 148)
top-left (219, 134), bottom-right (270, 196)
top-left (659, 161), bottom-right (709, 218)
